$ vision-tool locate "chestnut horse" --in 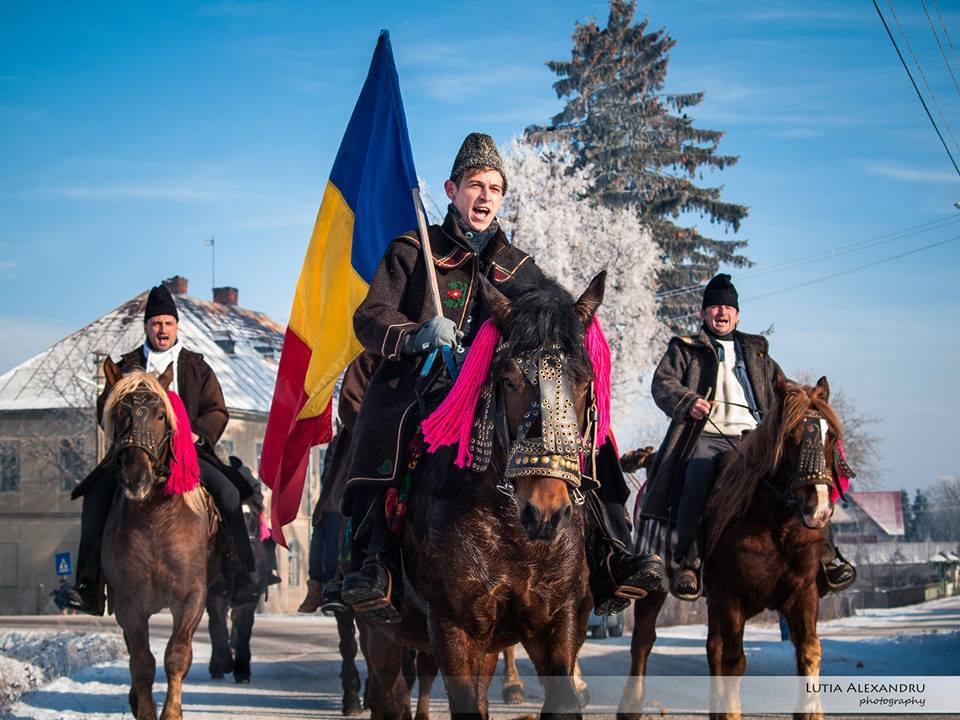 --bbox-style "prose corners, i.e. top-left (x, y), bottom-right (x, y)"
top-left (618, 375), bottom-right (841, 720)
top-left (100, 359), bottom-right (214, 720)
top-left (358, 273), bottom-right (608, 720)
